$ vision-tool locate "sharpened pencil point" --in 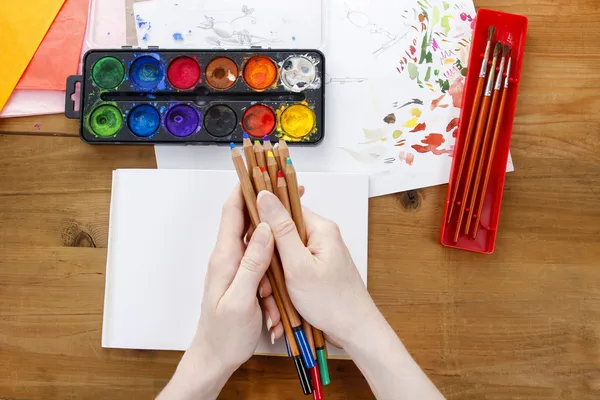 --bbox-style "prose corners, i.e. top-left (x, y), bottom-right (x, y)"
top-left (229, 142), bottom-right (236, 149)
top-left (243, 132), bottom-right (249, 139)
top-left (254, 140), bottom-right (260, 145)
top-left (286, 157), bottom-right (292, 165)
top-left (260, 166), bottom-right (266, 172)
top-left (277, 170), bottom-right (284, 178)
top-left (488, 26), bottom-right (495, 41)
top-left (274, 143), bottom-right (279, 149)
top-left (268, 150), bottom-right (274, 157)
top-left (263, 135), bottom-right (270, 141)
